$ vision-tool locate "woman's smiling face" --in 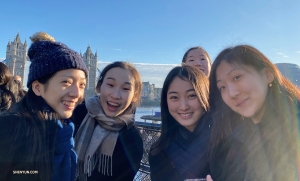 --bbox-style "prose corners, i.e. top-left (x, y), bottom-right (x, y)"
top-left (99, 67), bottom-right (136, 117)
top-left (185, 48), bottom-right (211, 76)
top-left (33, 69), bottom-right (86, 119)
top-left (216, 61), bottom-right (274, 123)
top-left (167, 77), bottom-right (204, 132)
